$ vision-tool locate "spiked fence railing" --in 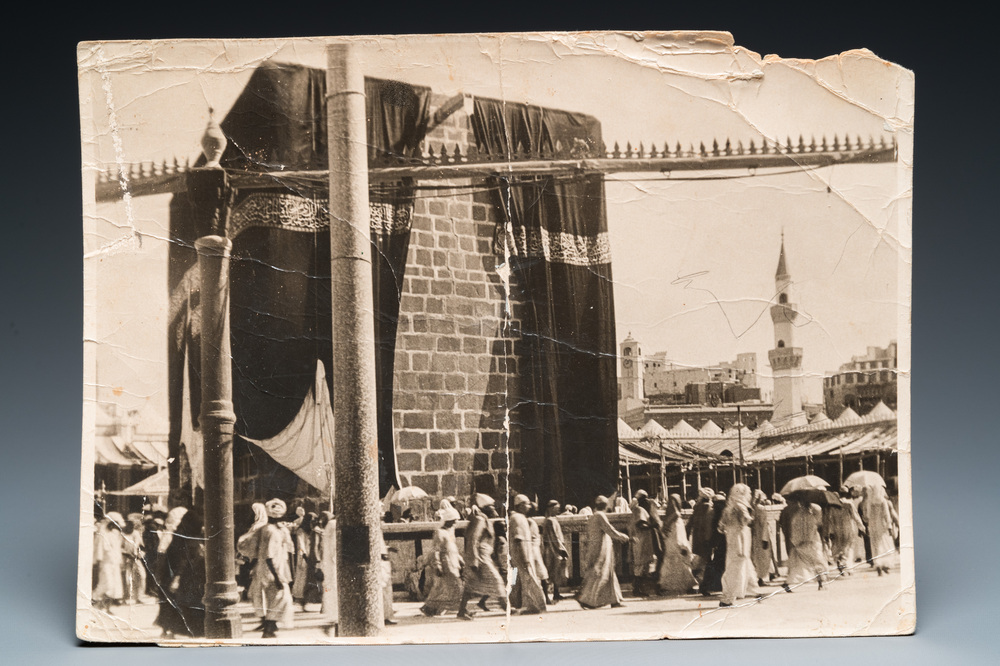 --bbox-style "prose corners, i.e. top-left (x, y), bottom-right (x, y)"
top-left (95, 134), bottom-right (897, 203)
